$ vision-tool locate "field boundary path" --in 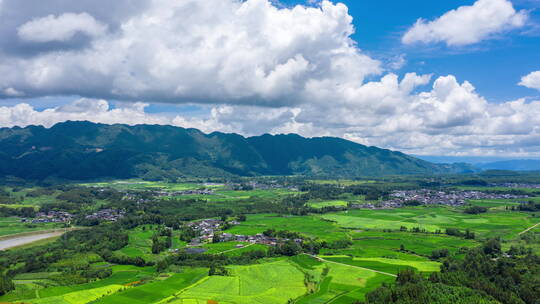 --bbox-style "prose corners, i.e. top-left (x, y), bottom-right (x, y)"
top-left (218, 243), bottom-right (254, 254)
top-left (518, 222), bottom-right (540, 235)
top-left (309, 255), bottom-right (397, 277)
